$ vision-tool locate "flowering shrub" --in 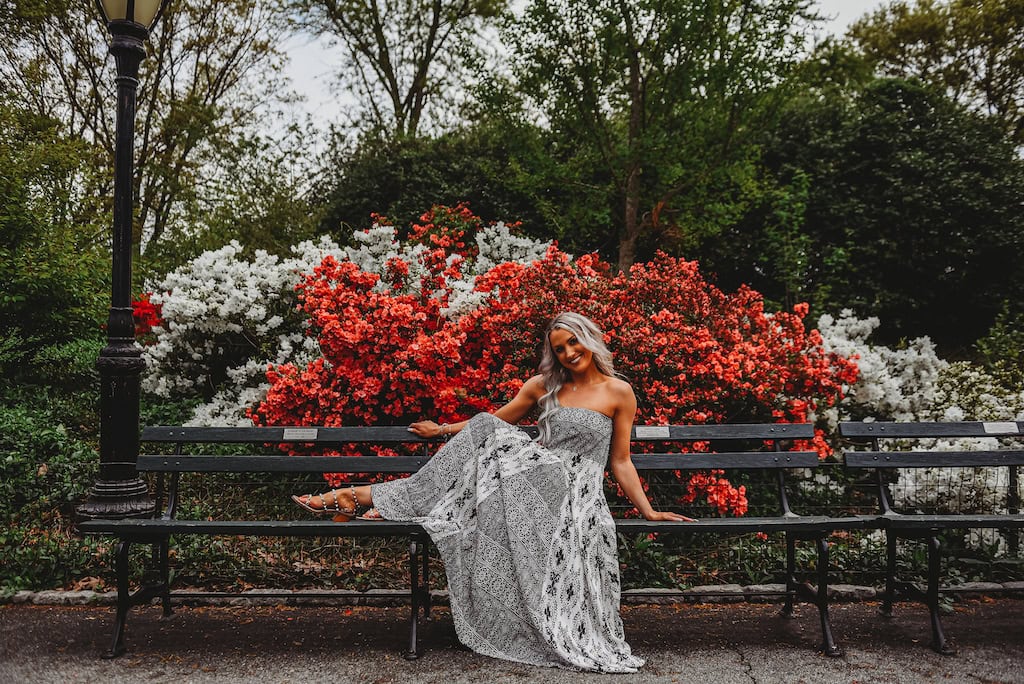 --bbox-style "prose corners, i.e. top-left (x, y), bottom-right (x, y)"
top-left (817, 310), bottom-right (1024, 545)
top-left (139, 239), bottom-right (337, 424)
top-left (816, 310), bottom-right (947, 426)
top-left (140, 206), bottom-right (550, 426)
top-left (251, 232), bottom-right (858, 515)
